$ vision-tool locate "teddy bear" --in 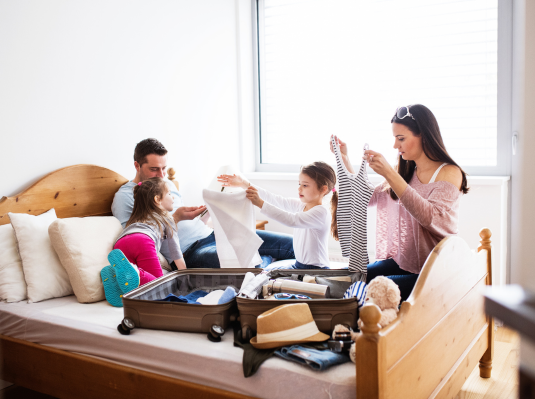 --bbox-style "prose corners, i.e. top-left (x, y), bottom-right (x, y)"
top-left (333, 276), bottom-right (401, 363)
